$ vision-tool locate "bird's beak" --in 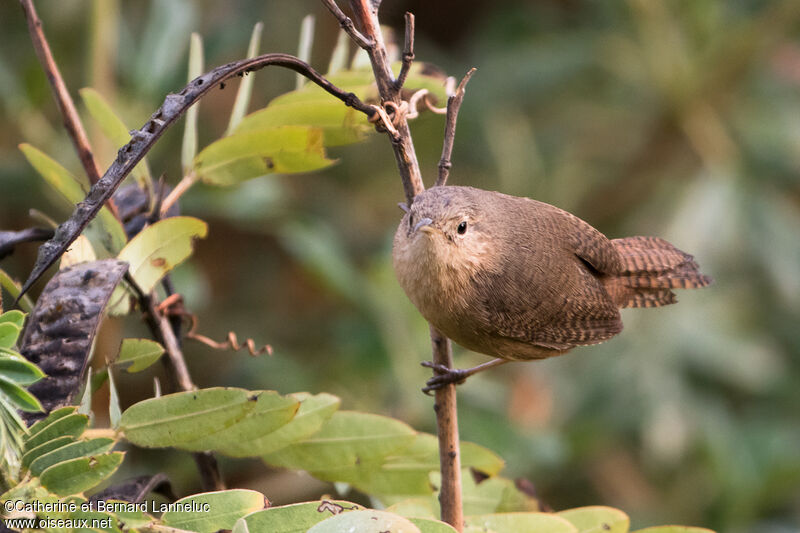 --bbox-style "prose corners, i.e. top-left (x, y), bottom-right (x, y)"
top-left (413, 217), bottom-right (435, 234)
